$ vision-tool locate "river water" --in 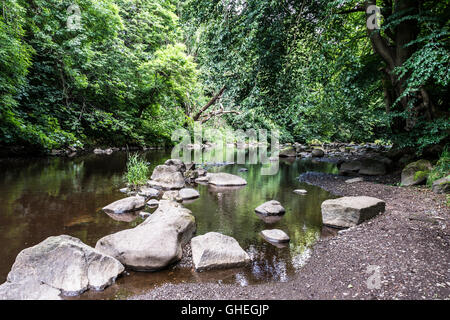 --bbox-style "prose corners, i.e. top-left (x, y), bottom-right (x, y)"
top-left (0, 150), bottom-right (338, 299)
